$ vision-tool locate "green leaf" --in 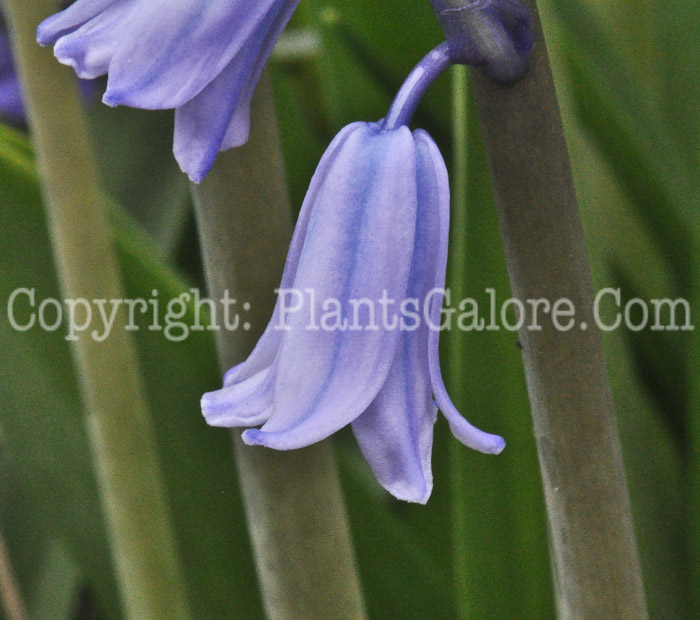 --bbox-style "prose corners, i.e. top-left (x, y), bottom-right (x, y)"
top-left (0, 123), bottom-right (263, 620)
top-left (445, 82), bottom-right (554, 620)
